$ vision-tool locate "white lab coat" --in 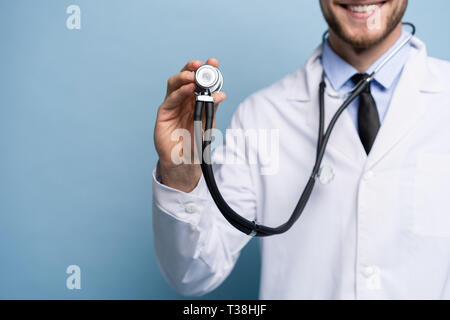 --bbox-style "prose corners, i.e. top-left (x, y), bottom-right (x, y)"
top-left (152, 36), bottom-right (450, 299)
